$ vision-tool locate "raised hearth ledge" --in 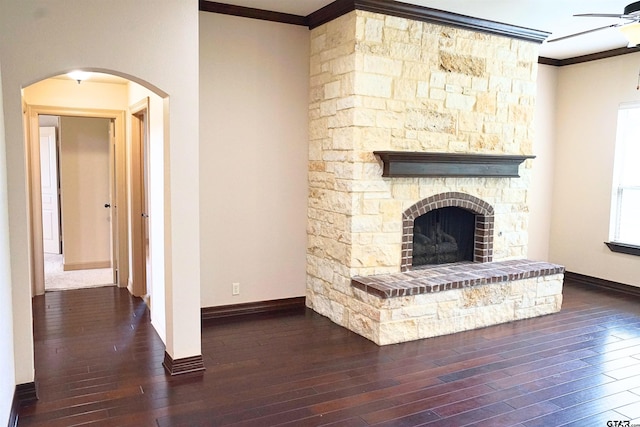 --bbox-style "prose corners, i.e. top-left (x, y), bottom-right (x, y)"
top-left (374, 151), bottom-right (536, 178)
top-left (346, 259), bottom-right (564, 345)
top-left (352, 259), bottom-right (564, 298)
